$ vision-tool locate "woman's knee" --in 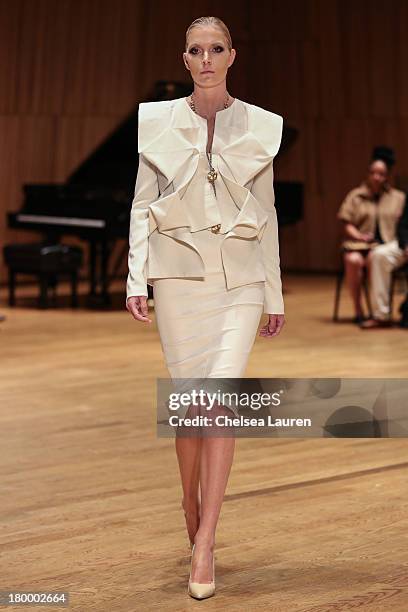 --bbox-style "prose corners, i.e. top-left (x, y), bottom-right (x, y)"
top-left (175, 401), bottom-right (203, 438)
top-left (193, 398), bottom-right (236, 438)
top-left (344, 251), bottom-right (365, 267)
